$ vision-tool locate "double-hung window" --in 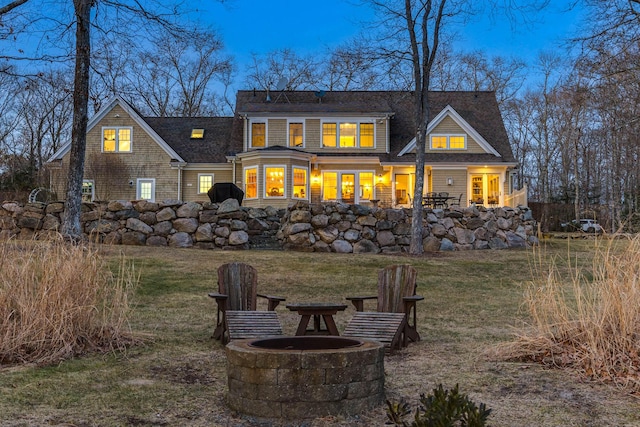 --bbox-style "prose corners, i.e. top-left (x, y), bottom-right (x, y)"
top-left (289, 122), bottom-right (303, 147)
top-left (292, 167), bottom-right (308, 199)
top-left (103, 127), bottom-right (132, 152)
top-left (322, 120), bottom-right (375, 148)
top-left (244, 167), bottom-right (258, 198)
top-left (251, 122), bottom-right (266, 148)
top-left (322, 123), bottom-right (337, 147)
top-left (359, 123), bottom-right (374, 148)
